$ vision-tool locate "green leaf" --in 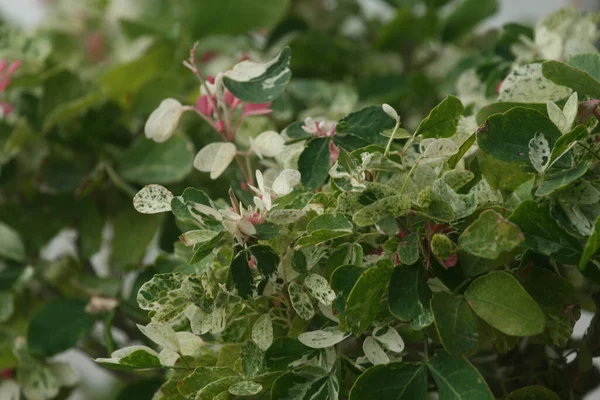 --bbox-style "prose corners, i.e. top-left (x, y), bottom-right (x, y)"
top-left (431, 293), bottom-right (479, 357)
top-left (330, 264), bottom-right (364, 323)
top-left (28, 299), bottom-right (96, 357)
top-left (177, 367), bottom-right (237, 397)
top-left (536, 160), bottom-right (592, 196)
top-left (265, 338), bottom-right (318, 371)
top-left (345, 260), bottom-right (394, 335)
top-left (353, 195), bottom-right (411, 227)
top-left (95, 346), bottom-right (162, 370)
top-left (415, 96), bottom-right (464, 139)
top-left (334, 106), bottom-right (395, 151)
top-left (505, 385), bottom-right (561, 400)
top-left (295, 230), bottom-right (353, 248)
top-left (298, 137), bottom-right (332, 190)
top-left (118, 135), bottom-right (195, 185)
top-left (189, 231), bottom-right (225, 264)
top-left (307, 213), bottom-right (353, 232)
top-left (388, 264), bottom-right (433, 329)
top-left (398, 233), bottom-right (420, 265)
top-left (223, 47), bottom-right (291, 103)
top-left (458, 210), bottom-right (524, 259)
top-left (111, 209), bottom-right (162, 268)
top-left (427, 351), bottom-right (494, 400)
top-left (477, 107), bottom-right (562, 165)
top-left (542, 54), bottom-right (600, 98)
top-left (0, 291), bottom-right (14, 322)
top-left (441, 0), bottom-right (498, 42)
top-left (170, 187), bottom-right (213, 222)
top-left (579, 216), bottom-right (600, 285)
top-left (475, 102), bottom-right (547, 126)
top-left (465, 271), bottom-right (545, 336)
top-left (0, 221), bottom-right (25, 262)
top-left (549, 125), bottom-right (588, 167)
top-left (509, 200), bottom-right (581, 264)
top-left (349, 363), bottom-right (427, 400)
top-left (271, 366), bottom-right (334, 400)
top-left (255, 222), bottom-right (280, 240)
top-left (230, 250), bottom-right (255, 299)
